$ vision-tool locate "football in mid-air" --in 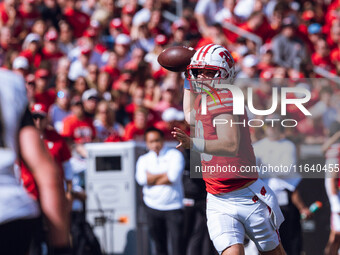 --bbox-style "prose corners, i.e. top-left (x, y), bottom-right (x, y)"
top-left (157, 46), bottom-right (196, 72)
